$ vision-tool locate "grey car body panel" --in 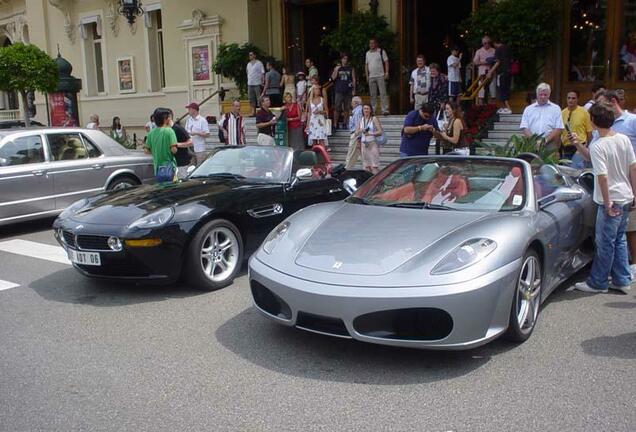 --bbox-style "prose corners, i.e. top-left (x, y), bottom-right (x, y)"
top-left (249, 156), bottom-right (595, 349)
top-left (0, 127), bottom-right (154, 226)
